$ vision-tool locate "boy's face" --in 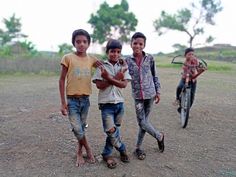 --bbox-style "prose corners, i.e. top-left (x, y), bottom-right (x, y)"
top-left (131, 37), bottom-right (145, 55)
top-left (74, 35), bottom-right (90, 53)
top-left (185, 51), bottom-right (195, 61)
top-left (107, 48), bottom-right (121, 63)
